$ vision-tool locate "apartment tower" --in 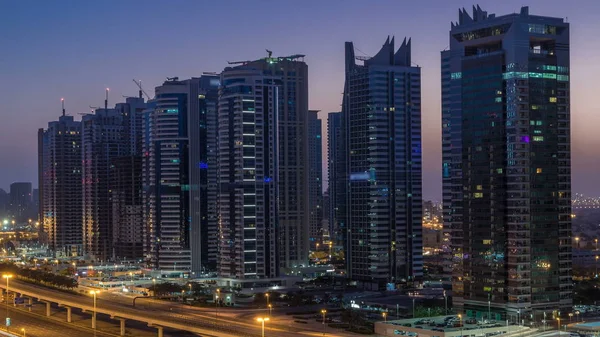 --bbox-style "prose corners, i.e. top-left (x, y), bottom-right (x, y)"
top-left (343, 37), bottom-right (423, 290)
top-left (441, 5), bottom-right (572, 321)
